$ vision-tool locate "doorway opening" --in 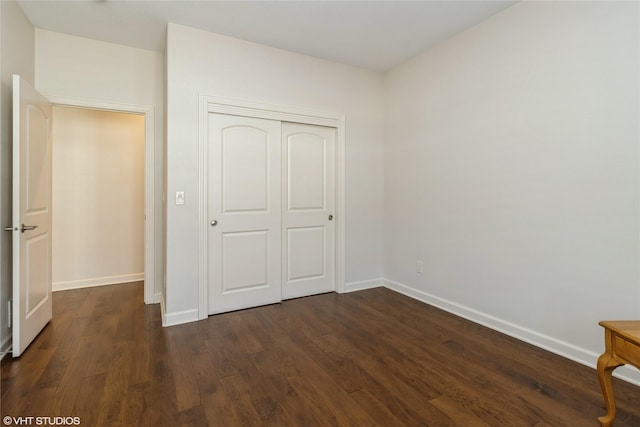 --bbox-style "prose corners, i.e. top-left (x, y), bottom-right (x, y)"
top-left (51, 106), bottom-right (145, 292)
top-left (47, 96), bottom-right (156, 304)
